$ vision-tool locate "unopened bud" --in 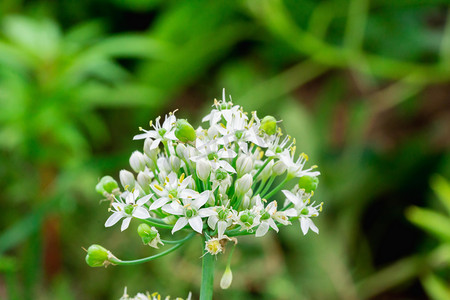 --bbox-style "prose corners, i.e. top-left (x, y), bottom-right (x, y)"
top-left (129, 151), bottom-right (147, 173)
top-left (260, 116), bottom-right (277, 135)
top-left (235, 174), bottom-right (252, 196)
top-left (298, 175), bottom-right (319, 193)
top-left (137, 224), bottom-right (164, 249)
top-left (196, 159), bottom-right (211, 181)
top-left (144, 138), bottom-right (158, 161)
top-left (236, 155), bottom-right (254, 177)
top-left (170, 156), bottom-right (181, 171)
top-left (85, 244), bottom-right (115, 267)
top-left (176, 143), bottom-right (188, 159)
top-left (175, 119), bottom-right (196, 143)
top-left (272, 160), bottom-right (287, 175)
top-left (95, 176), bottom-right (118, 195)
top-left (137, 172), bottom-right (152, 192)
top-left (220, 266), bottom-right (233, 289)
top-left (259, 160), bottom-right (274, 181)
top-left (119, 170), bottom-right (135, 191)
